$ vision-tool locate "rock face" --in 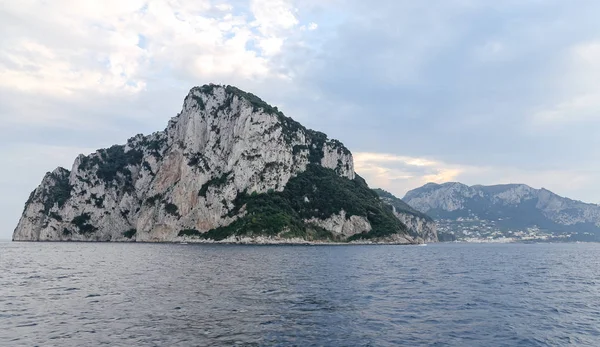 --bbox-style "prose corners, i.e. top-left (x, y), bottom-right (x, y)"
top-left (373, 189), bottom-right (438, 242)
top-left (404, 182), bottom-right (600, 235)
top-left (14, 85), bottom-right (414, 243)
